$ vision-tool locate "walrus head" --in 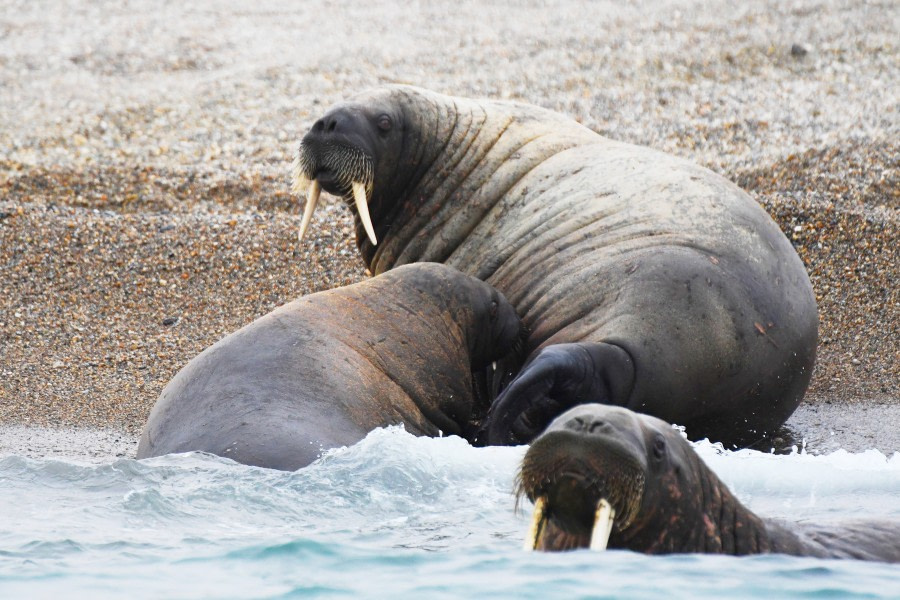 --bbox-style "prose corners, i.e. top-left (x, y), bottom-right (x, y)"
top-left (517, 404), bottom-right (647, 552)
top-left (292, 87), bottom-right (416, 247)
top-left (517, 404), bottom-right (767, 554)
top-left (293, 85), bottom-right (592, 273)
